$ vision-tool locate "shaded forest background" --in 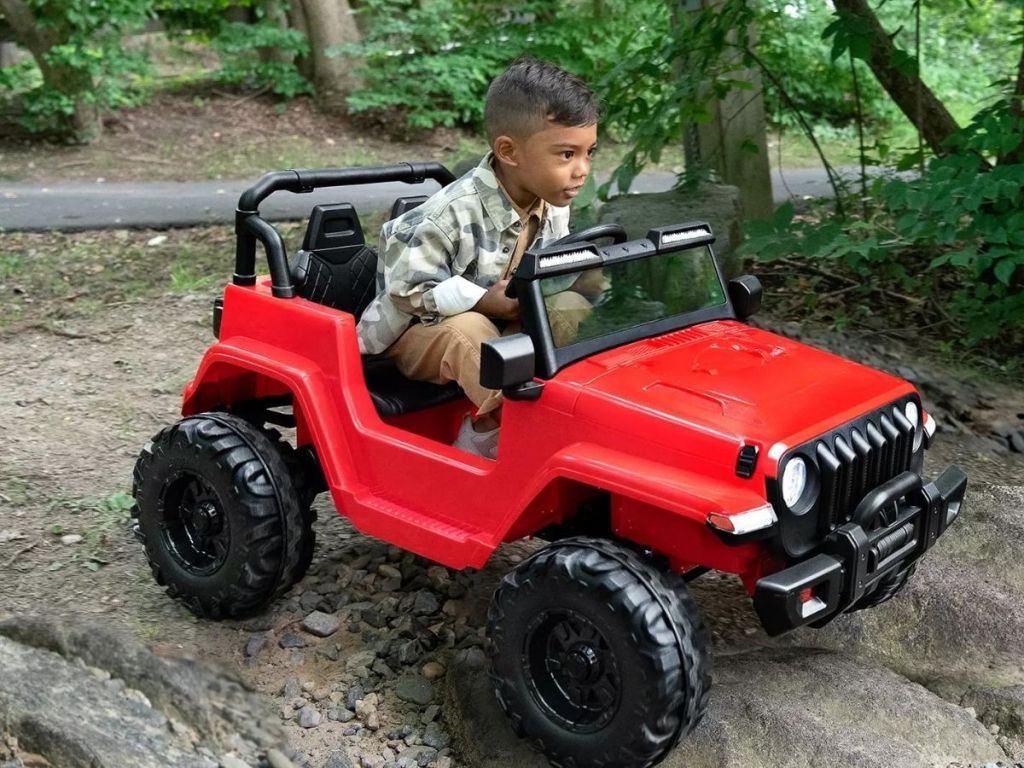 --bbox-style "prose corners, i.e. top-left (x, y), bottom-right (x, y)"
top-left (1, 0), bottom-right (1022, 356)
